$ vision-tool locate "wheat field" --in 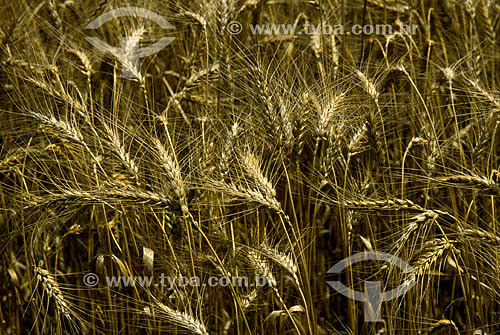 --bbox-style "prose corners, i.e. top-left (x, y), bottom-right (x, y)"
top-left (1, 0), bottom-right (500, 334)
